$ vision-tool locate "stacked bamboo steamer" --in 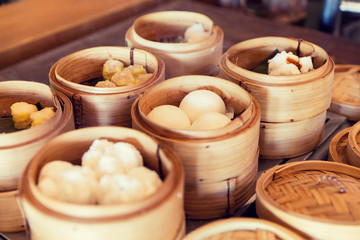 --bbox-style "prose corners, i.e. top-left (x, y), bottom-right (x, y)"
top-left (131, 75), bottom-right (261, 219)
top-left (0, 81), bottom-right (74, 232)
top-left (219, 36), bottom-right (334, 159)
top-left (330, 65), bottom-right (360, 121)
top-left (256, 160), bottom-right (360, 240)
top-left (49, 46), bottom-right (165, 128)
top-left (184, 217), bottom-right (305, 240)
top-left (18, 126), bottom-right (185, 240)
top-left (125, 11), bottom-right (223, 78)
top-left (329, 121), bottom-right (360, 167)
